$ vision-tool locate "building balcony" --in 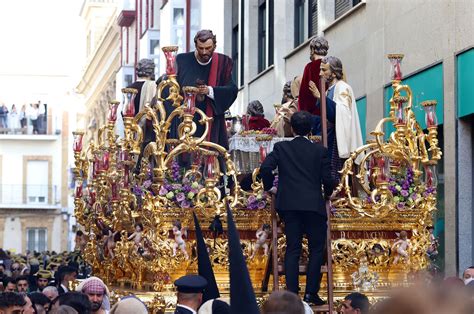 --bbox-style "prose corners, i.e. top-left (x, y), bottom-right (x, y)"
top-left (0, 115), bottom-right (59, 140)
top-left (0, 184), bottom-right (60, 209)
